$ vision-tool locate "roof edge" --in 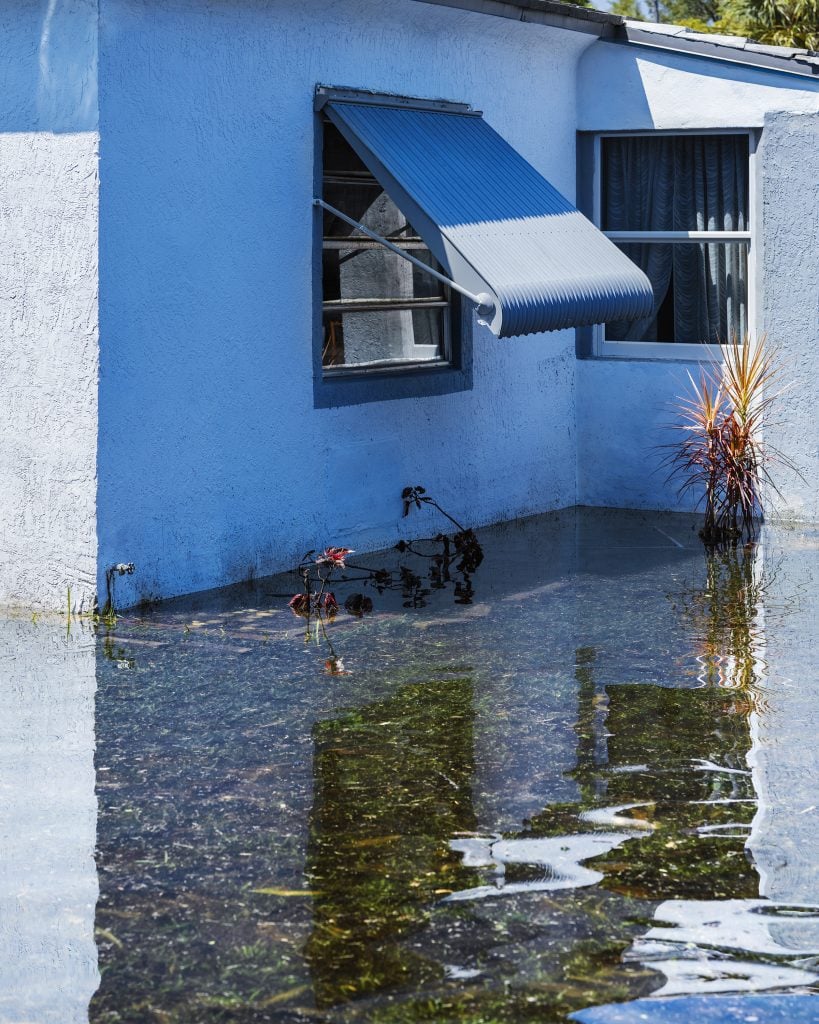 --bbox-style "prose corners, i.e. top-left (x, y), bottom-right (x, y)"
top-left (621, 23), bottom-right (819, 79)
top-left (412, 0), bottom-right (624, 39)
top-left (412, 0), bottom-right (819, 78)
